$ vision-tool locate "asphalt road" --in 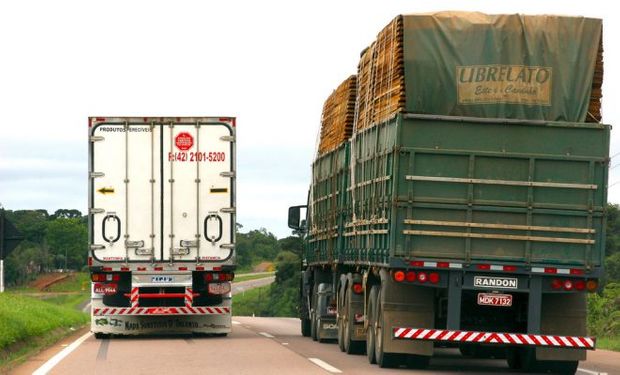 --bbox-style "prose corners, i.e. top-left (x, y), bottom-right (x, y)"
top-left (13, 316), bottom-right (619, 375)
